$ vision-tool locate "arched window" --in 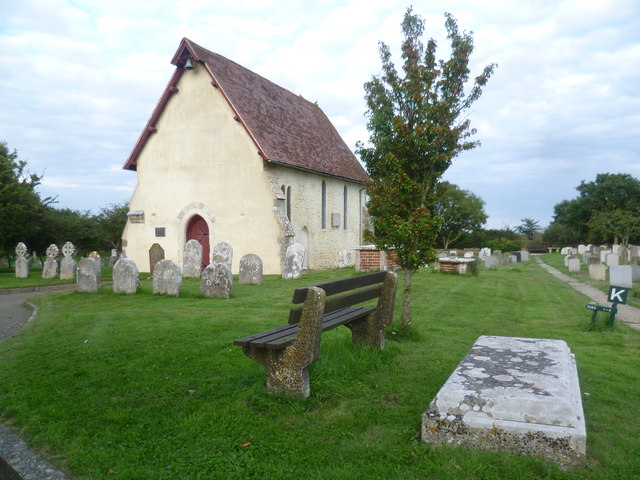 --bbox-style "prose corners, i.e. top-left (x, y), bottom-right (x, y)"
top-left (286, 186), bottom-right (292, 222)
top-left (343, 185), bottom-right (348, 229)
top-left (321, 180), bottom-right (327, 229)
